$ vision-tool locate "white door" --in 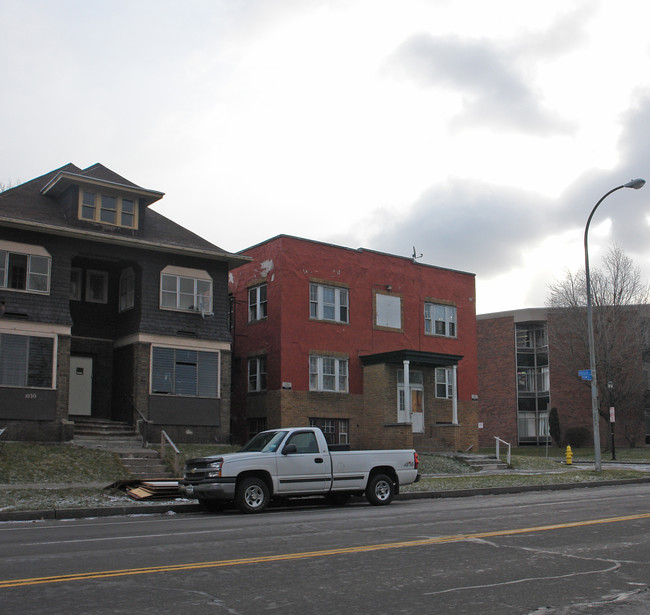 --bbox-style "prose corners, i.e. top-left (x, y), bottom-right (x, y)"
top-left (69, 356), bottom-right (93, 416)
top-left (398, 387), bottom-right (425, 433)
top-left (410, 389), bottom-right (424, 433)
